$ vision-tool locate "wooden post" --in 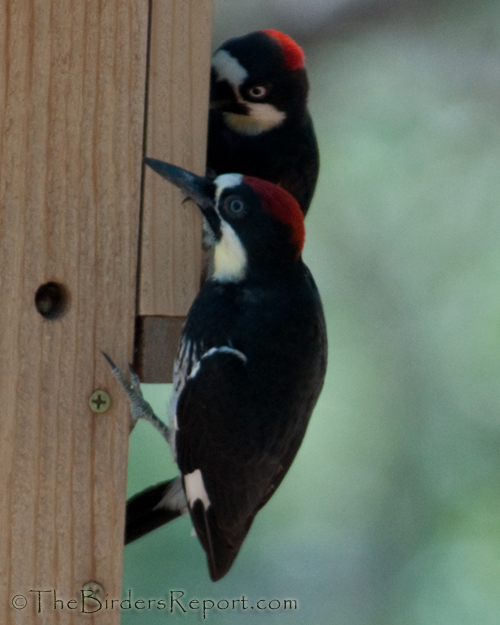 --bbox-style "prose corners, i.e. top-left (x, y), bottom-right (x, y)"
top-left (135, 0), bottom-right (213, 382)
top-left (0, 0), bottom-right (212, 622)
